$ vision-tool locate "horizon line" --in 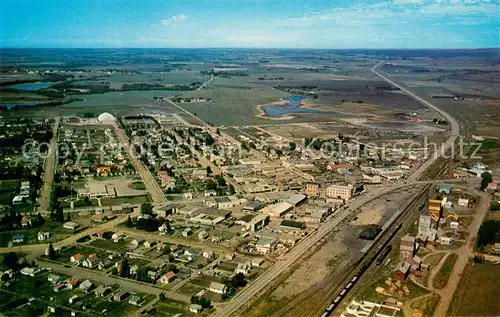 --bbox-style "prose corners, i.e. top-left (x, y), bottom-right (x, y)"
top-left (0, 46), bottom-right (499, 51)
